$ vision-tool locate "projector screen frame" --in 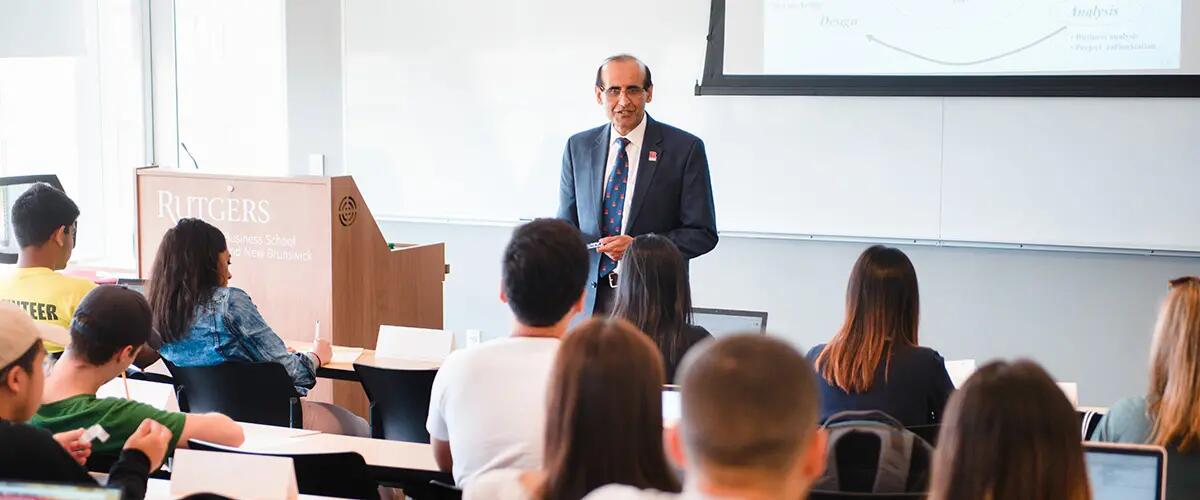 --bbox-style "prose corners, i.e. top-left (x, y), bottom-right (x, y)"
top-left (697, 0), bottom-right (1200, 98)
